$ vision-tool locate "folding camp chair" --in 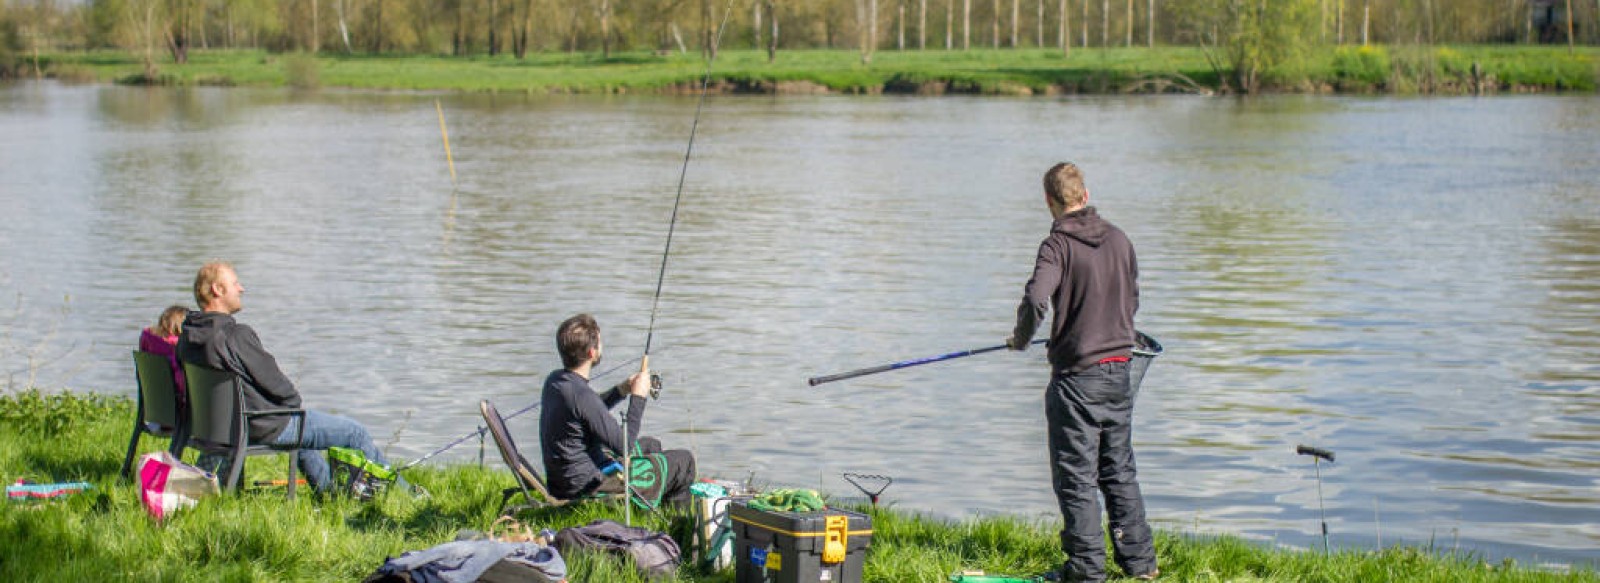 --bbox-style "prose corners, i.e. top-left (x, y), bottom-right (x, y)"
top-left (480, 399), bottom-right (584, 512)
top-left (122, 351), bottom-right (191, 478)
top-left (183, 363), bottom-right (305, 498)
